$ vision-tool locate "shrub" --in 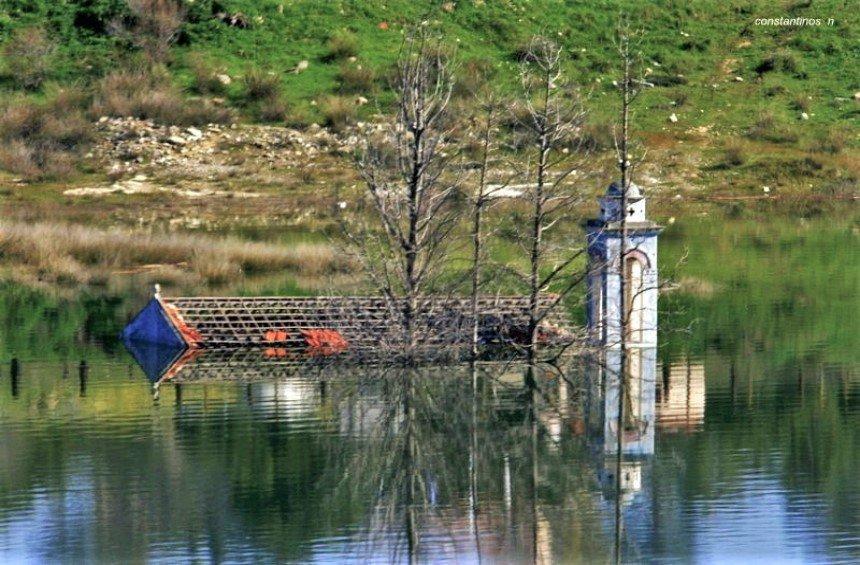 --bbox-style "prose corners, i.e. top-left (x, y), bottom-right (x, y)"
top-left (320, 95), bottom-right (356, 132)
top-left (648, 74), bottom-right (688, 87)
top-left (1, 27), bottom-right (56, 90)
top-left (92, 67), bottom-right (178, 116)
top-left (790, 95), bottom-right (810, 112)
top-left (325, 31), bottom-right (359, 61)
top-left (108, 0), bottom-right (185, 63)
top-left (499, 100), bottom-right (533, 130)
top-left (746, 111), bottom-right (798, 144)
top-left (808, 127), bottom-right (849, 154)
top-left (283, 105), bottom-right (311, 129)
top-left (92, 68), bottom-right (232, 125)
top-left (453, 58), bottom-right (494, 98)
top-left (755, 49), bottom-right (800, 75)
top-left (337, 62), bottom-right (375, 93)
top-left (0, 92), bottom-right (93, 180)
top-left (179, 98), bottom-right (234, 126)
top-left (579, 120), bottom-right (614, 152)
top-left (188, 52), bottom-right (227, 95)
top-left (242, 69), bottom-right (281, 101)
top-left (668, 88), bottom-right (688, 107)
top-left (756, 156), bottom-right (823, 181)
top-left (511, 36), bottom-right (558, 64)
top-left (720, 143), bottom-right (747, 168)
top-left (257, 96), bottom-right (289, 123)
top-left (680, 37), bottom-right (710, 52)
top-left (0, 140), bottom-right (41, 178)
top-left (763, 83), bottom-right (788, 97)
